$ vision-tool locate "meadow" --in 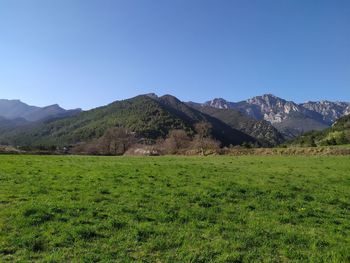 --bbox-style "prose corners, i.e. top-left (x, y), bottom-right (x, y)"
top-left (0, 155), bottom-right (349, 262)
